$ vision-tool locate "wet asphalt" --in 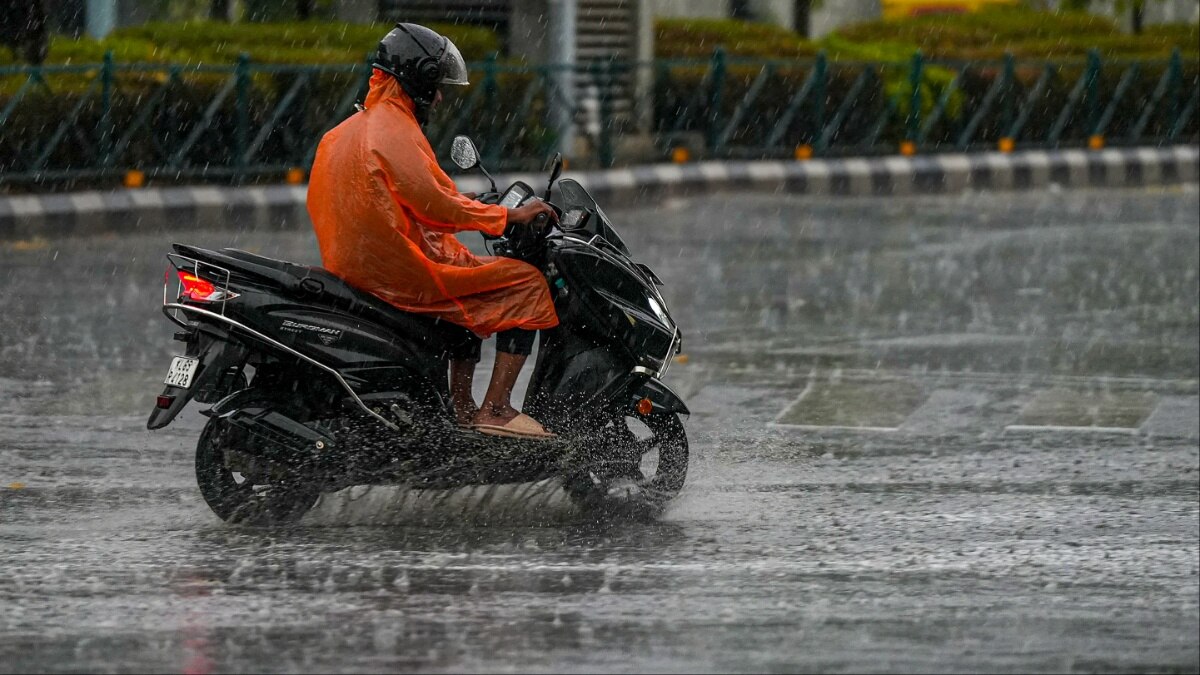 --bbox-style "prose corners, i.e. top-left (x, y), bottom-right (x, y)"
top-left (0, 186), bottom-right (1197, 673)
